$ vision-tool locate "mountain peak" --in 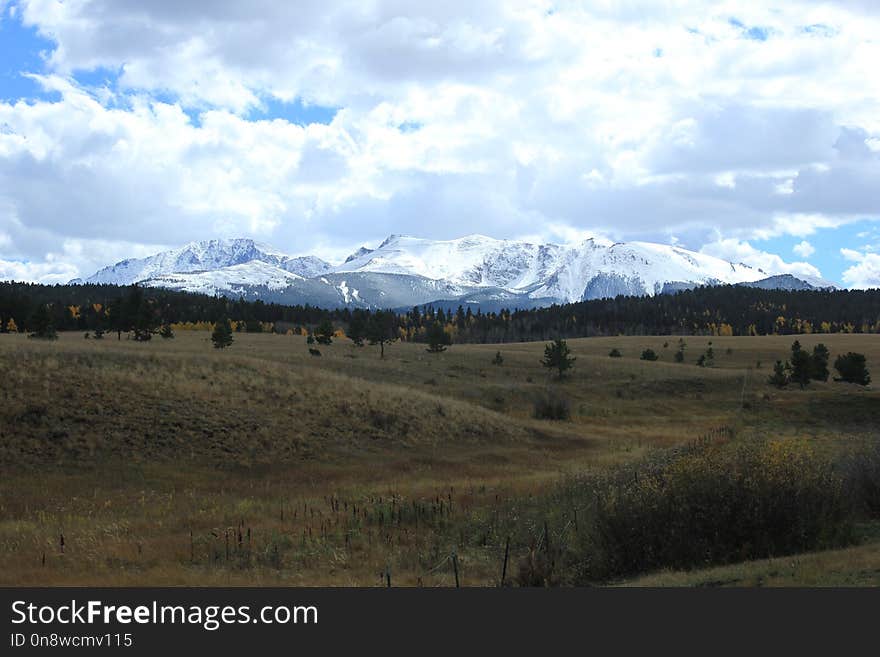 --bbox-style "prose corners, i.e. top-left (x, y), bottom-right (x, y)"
top-left (80, 232), bottom-right (830, 308)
